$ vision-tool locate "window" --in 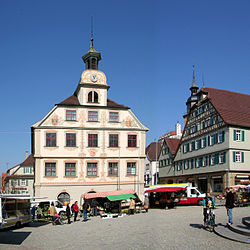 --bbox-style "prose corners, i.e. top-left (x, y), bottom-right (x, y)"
top-left (211, 155), bottom-right (215, 165)
top-left (66, 133), bottom-right (76, 147)
top-left (233, 151), bottom-right (244, 163)
top-left (46, 133), bottom-right (56, 147)
top-left (219, 152), bottom-right (226, 164)
top-left (235, 152), bottom-right (241, 162)
top-left (218, 131), bottom-right (225, 143)
top-left (202, 137), bottom-right (207, 148)
top-left (21, 179), bottom-right (27, 186)
top-left (66, 110), bottom-right (76, 121)
top-left (12, 179), bottom-right (18, 186)
top-left (191, 141), bottom-right (195, 151)
top-left (45, 163), bottom-right (56, 176)
top-left (88, 91), bottom-right (98, 103)
top-left (88, 134), bottom-right (98, 147)
top-left (234, 129), bottom-right (245, 142)
top-left (65, 163), bottom-right (76, 176)
top-left (87, 162), bottom-right (97, 176)
top-left (58, 192), bottom-right (70, 203)
top-left (108, 162), bottom-right (118, 176)
top-left (23, 167), bottom-right (32, 174)
top-left (128, 135), bottom-right (137, 147)
top-left (109, 112), bottom-right (119, 122)
top-left (88, 111), bottom-right (98, 121)
top-left (127, 162), bottom-right (136, 175)
top-left (109, 134), bottom-right (119, 147)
